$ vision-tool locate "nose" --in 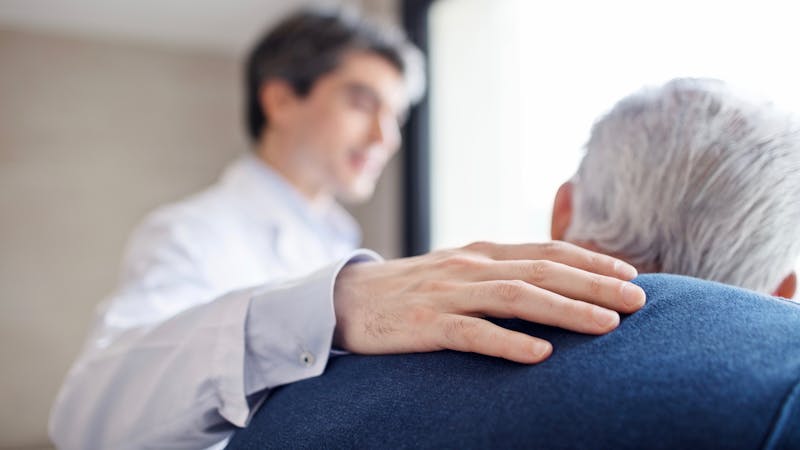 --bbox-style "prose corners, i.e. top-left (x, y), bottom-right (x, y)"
top-left (369, 113), bottom-right (401, 151)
